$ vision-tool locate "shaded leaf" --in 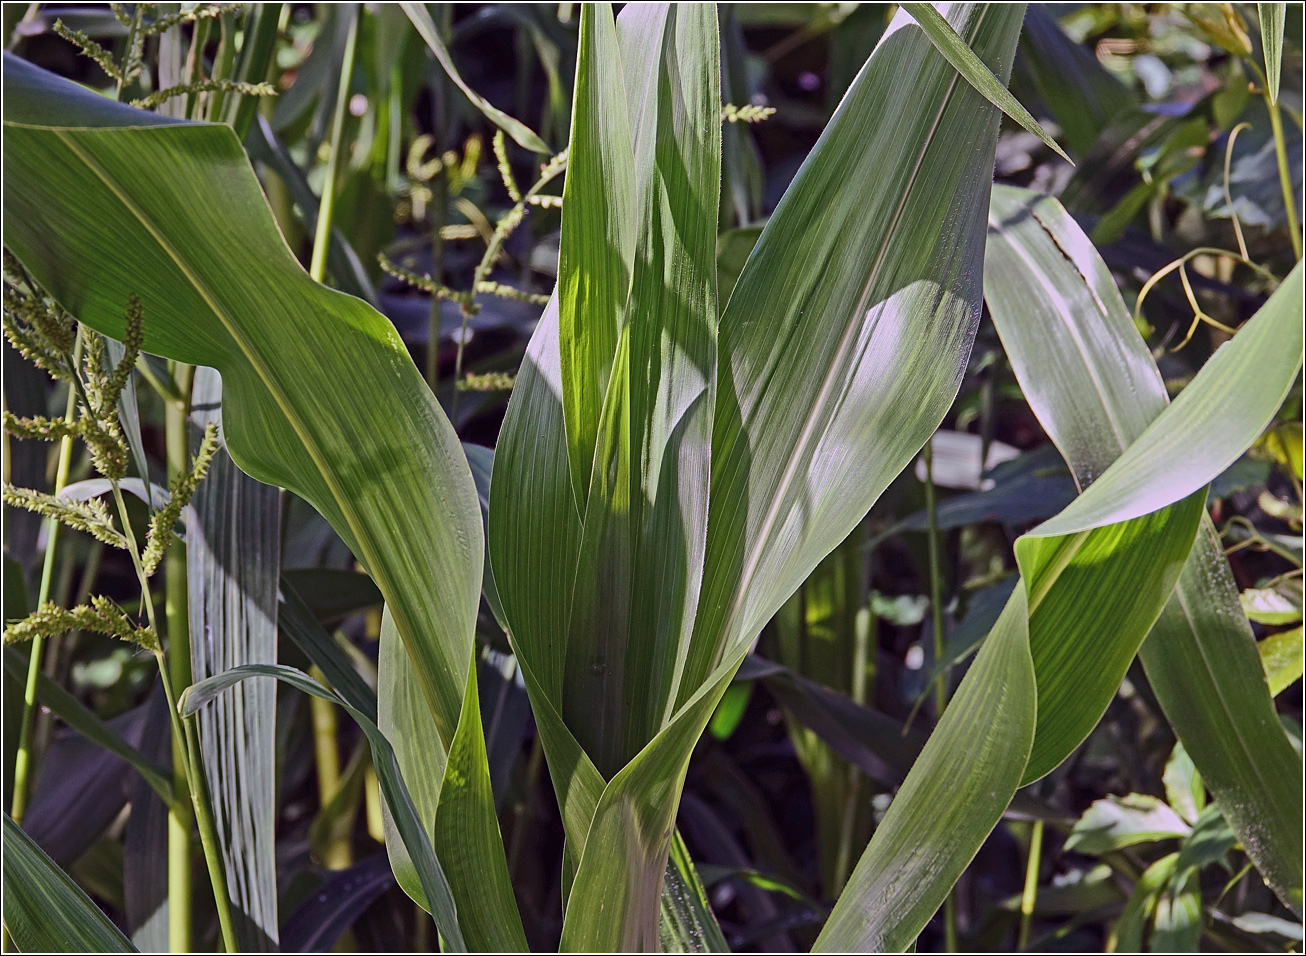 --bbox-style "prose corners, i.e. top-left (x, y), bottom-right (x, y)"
top-left (2, 813), bottom-right (136, 953)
